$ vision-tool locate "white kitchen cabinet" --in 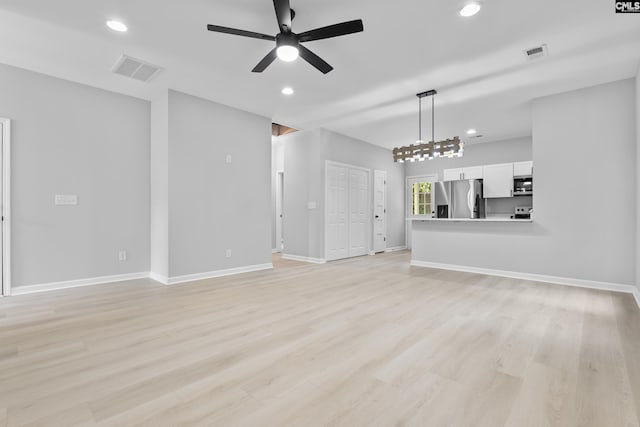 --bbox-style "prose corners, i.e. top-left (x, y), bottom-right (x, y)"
top-left (483, 163), bottom-right (514, 198)
top-left (463, 166), bottom-right (483, 180)
top-left (514, 161), bottom-right (533, 177)
top-left (443, 168), bottom-right (463, 181)
top-left (443, 166), bottom-right (484, 181)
